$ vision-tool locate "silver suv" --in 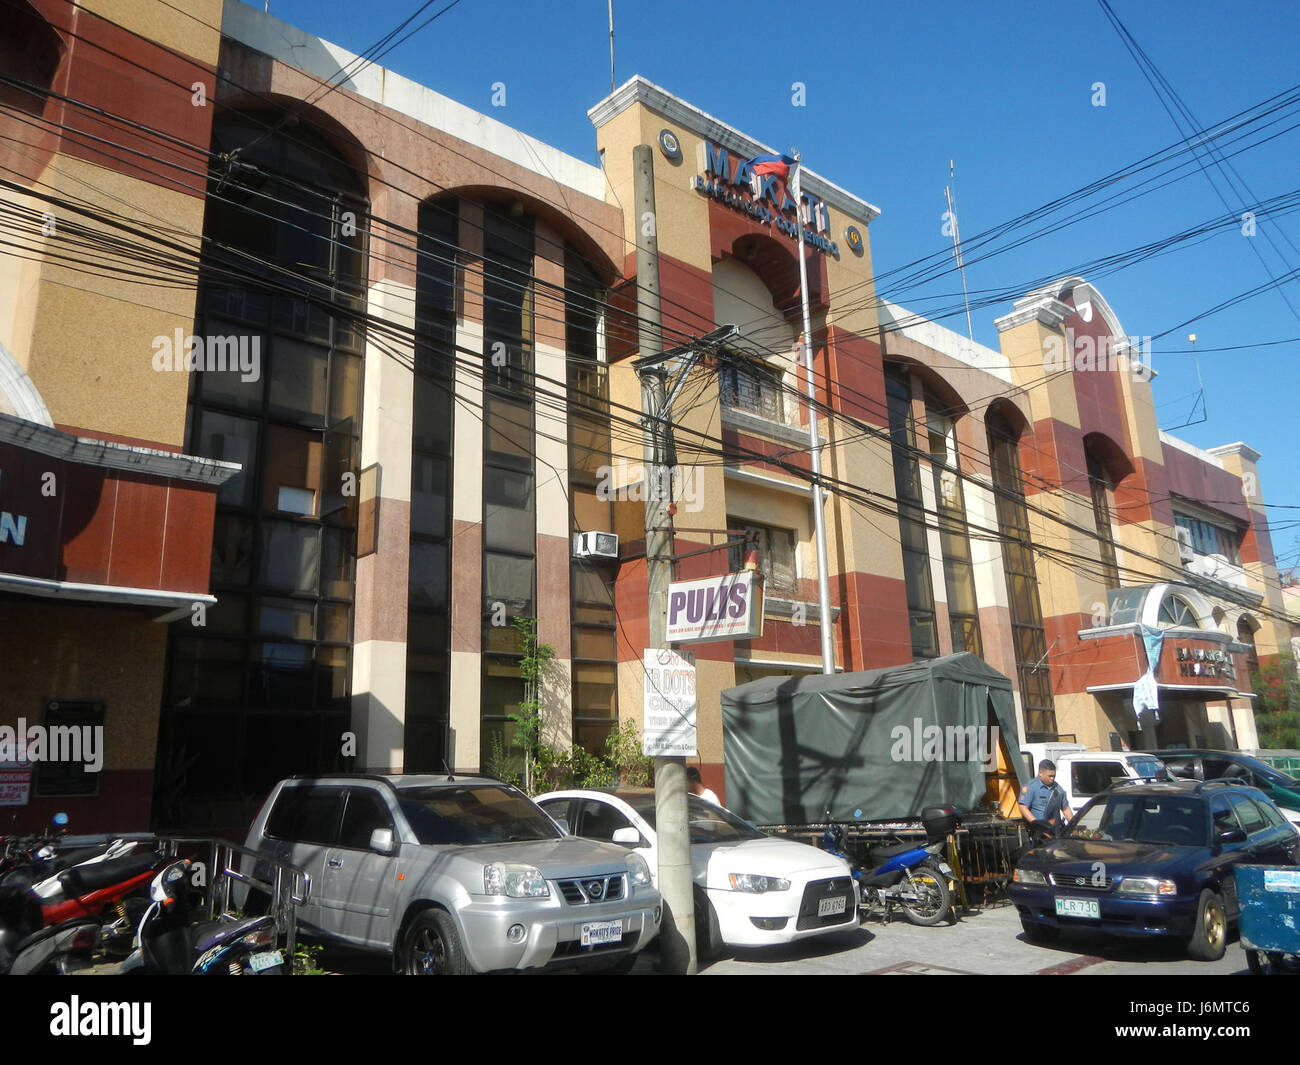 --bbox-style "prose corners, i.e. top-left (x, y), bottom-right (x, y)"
top-left (243, 775), bottom-right (662, 974)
